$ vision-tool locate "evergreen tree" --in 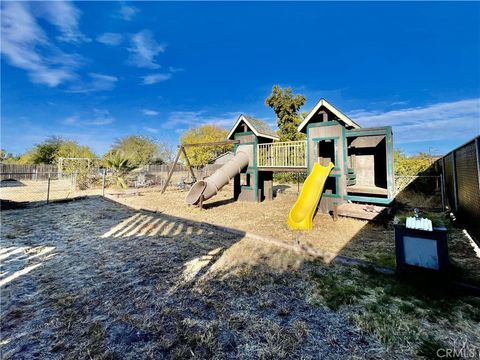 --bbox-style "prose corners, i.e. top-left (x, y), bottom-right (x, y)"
top-left (265, 85), bottom-right (306, 141)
